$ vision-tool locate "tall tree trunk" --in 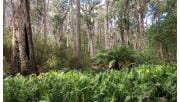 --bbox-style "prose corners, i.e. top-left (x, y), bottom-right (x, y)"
top-left (87, 27), bottom-right (94, 58)
top-left (12, 23), bottom-right (20, 74)
top-left (138, 12), bottom-right (144, 35)
top-left (121, 32), bottom-right (125, 45)
top-left (70, 0), bottom-right (76, 53)
top-left (12, 0), bottom-right (36, 75)
top-left (124, 0), bottom-right (130, 47)
top-left (3, 0), bottom-right (6, 30)
top-left (118, 20), bottom-right (125, 45)
top-left (99, 21), bottom-right (102, 49)
top-left (104, 0), bottom-right (109, 49)
top-left (136, 0), bottom-right (145, 49)
top-left (75, 0), bottom-right (82, 67)
top-left (43, 0), bottom-right (47, 44)
top-left (36, 0), bottom-right (43, 38)
top-left (157, 0), bottom-right (160, 22)
top-left (109, 15), bottom-right (114, 48)
top-left (159, 43), bottom-right (164, 59)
